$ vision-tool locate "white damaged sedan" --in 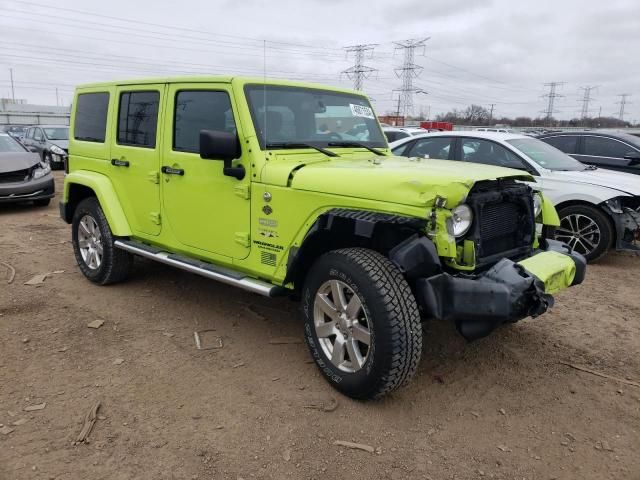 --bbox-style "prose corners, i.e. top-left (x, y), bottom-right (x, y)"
top-left (390, 131), bottom-right (640, 261)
